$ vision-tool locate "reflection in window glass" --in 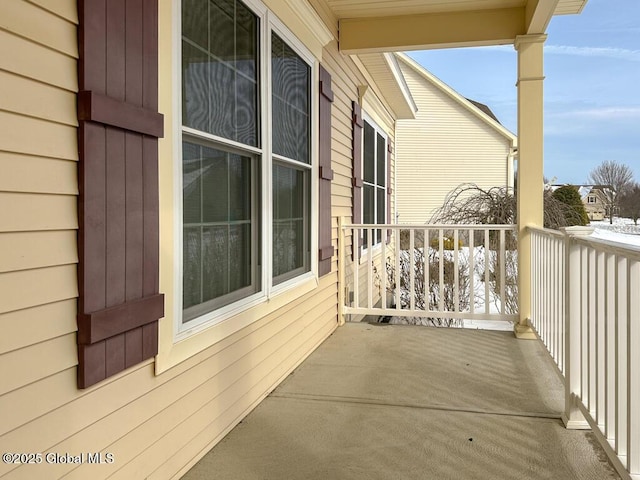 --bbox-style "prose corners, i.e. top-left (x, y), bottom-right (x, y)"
top-left (182, 0), bottom-right (259, 146)
top-left (362, 119), bottom-right (387, 247)
top-left (182, 141), bottom-right (259, 321)
top-left (272, 32), bottom-right (310, 164)
top-left (272, 164), bottom-right (310, 283)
